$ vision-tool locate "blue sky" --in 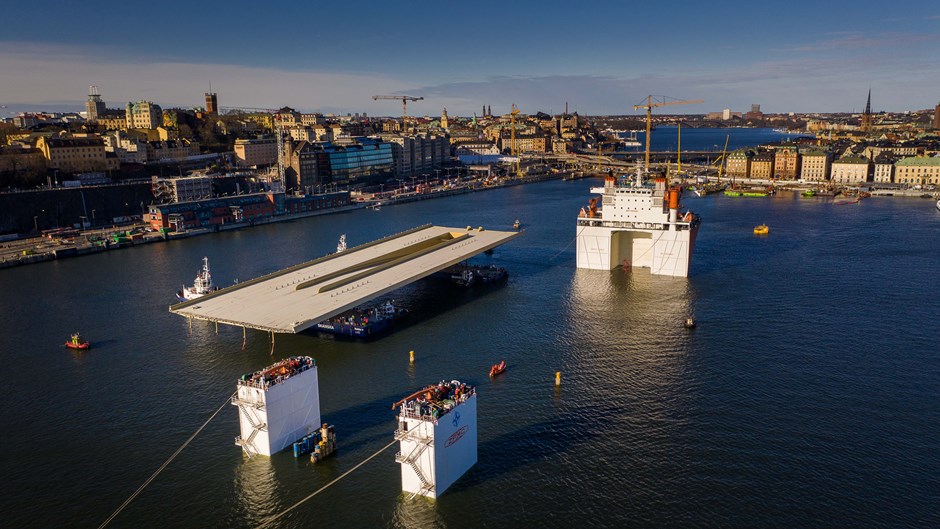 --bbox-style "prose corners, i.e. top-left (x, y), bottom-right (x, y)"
top-left (2, 0), bottom-right (939, 116)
